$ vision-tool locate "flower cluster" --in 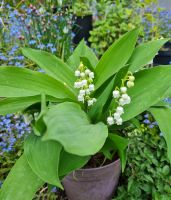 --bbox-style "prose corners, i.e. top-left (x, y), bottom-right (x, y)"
top-left (107, 74), bottom-right (135, 126)
top-left (0, 114), bottom-right (31, 155)
top-left (74, 62), bottom-right (96, 107)
top-left (0, 2), bottom-right (74, 67)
